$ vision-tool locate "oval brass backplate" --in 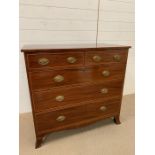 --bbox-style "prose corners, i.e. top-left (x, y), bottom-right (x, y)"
top-left (67, 57), bottom-right (77, 64)
top-left (56, 116), bottom-right (66, 122)
top-left (113, 54), bottom-right (121, 62)
top-left (92, 55), bottom-right (102, 62)
top-left (102, 70), bottom-right (110, 77)
top-left (100, 88), bottom-right (108, 94)
top-left (53, 75), bottom-right (64, 83)
top-left (100, 106), bottom-right (107, 112)
top-left (55, 95), bottom-right (64, 102)
top-left (38, 58), bottom-right (49, 65)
